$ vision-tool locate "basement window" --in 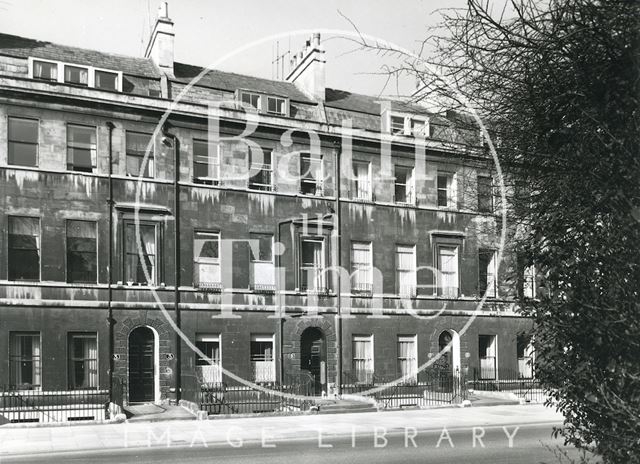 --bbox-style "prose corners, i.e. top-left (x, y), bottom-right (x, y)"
top-left (68, 333), bottom-right (98, 389)
top-left (10, 332), bottom-right (41, 390)
top-left (251, 334), bottom-right (275, 383)
top-left (196, 334), bottom-right (222, 384)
